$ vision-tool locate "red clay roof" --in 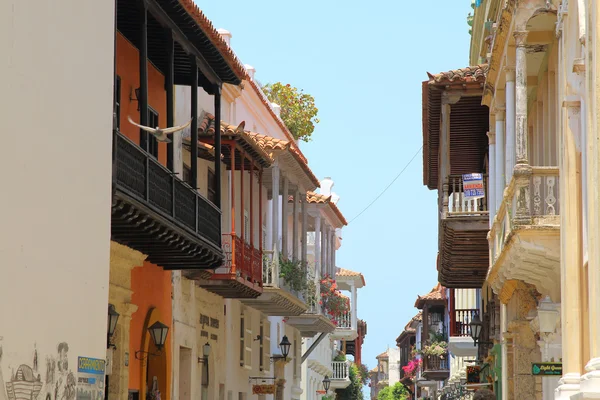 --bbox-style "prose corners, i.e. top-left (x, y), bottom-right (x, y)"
top-left (336, 267), bottom-right (366, 286)
top-left (377, 350), bottom-right (389, 359)
top-left (305, 191), bottom-right (348, 226)
top-left (414, 283), bottom-right (446, 309)
top-left (247, 133), bottom-right (320, 188)
top-left (426, 64), bottom-right (488, 85)
top-left (177, 0), bottom-right (247, 83)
